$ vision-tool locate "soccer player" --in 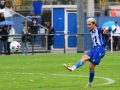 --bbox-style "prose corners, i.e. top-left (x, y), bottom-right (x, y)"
top-left (63, 17), bottom-right (109, 88)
